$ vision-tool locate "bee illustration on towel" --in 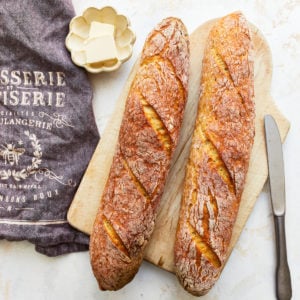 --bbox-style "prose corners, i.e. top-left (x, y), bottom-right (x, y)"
top-left (0, 142), bottom-right (25, 166)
